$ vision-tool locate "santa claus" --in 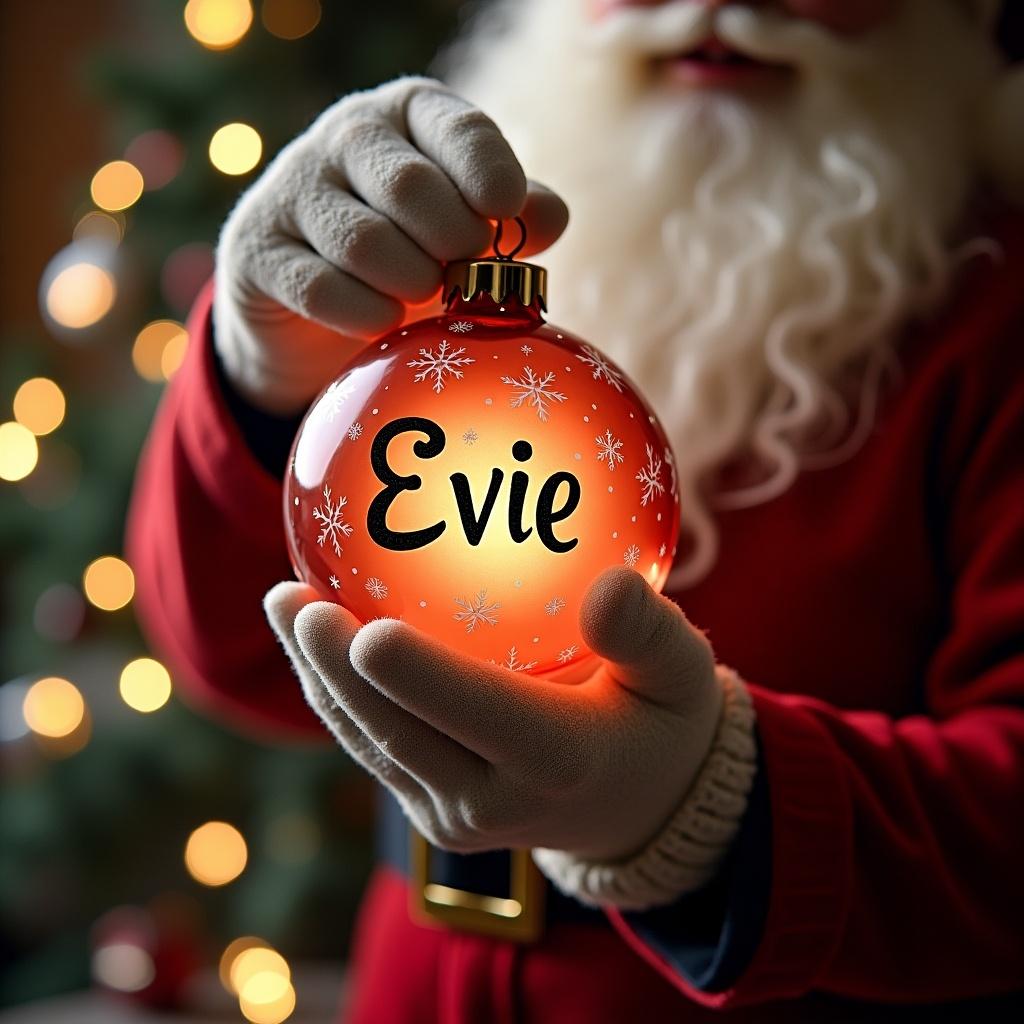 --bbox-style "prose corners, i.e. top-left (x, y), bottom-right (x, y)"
top-left (128, 0), bottom-right (1024, 1020)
